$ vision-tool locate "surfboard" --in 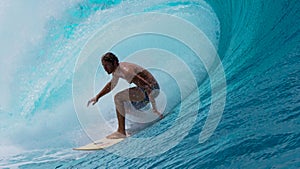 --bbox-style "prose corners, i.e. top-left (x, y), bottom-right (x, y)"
top-left (74, 113), bottom-right (166, 151)
top-left (73, 137), bottom-right (124, 151)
